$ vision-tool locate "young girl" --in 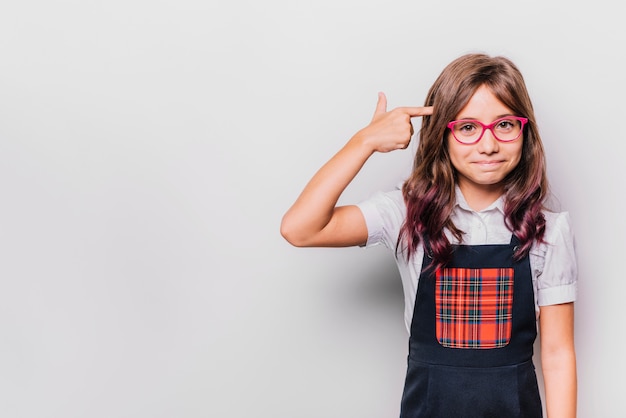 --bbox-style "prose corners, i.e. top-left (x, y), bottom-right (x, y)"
top-left (280, 53), bottom-right (577, 417)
